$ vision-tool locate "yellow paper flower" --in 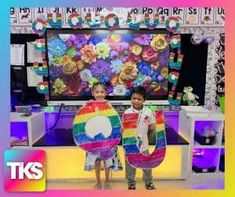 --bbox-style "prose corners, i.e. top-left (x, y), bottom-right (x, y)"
top-left (131, 44), bottom-right (142, 56)
top-left (151, 35), bottom-right (168, 51)
top-left (150, 62), bottom-right (160, 71)
top-left (80, 45), bottom-right (96, 64)
top-left (119, 61), bottom-right (138, 83)
top-left (76, 60), bottom-right (85, 70)
top-left (110, 33), bottom-right (121, 43)
top-left (62, 55), bottom-right (72, 65)
top-left (62, 60), bottom-right (77, 75)
top-left (161, 67), bottom-right (168, 78)
top-left (96, 42), bottom-right (111, 59)
top-left (53, 78), bottom-right (67, 94)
